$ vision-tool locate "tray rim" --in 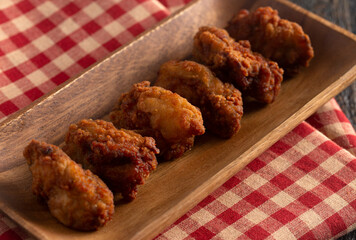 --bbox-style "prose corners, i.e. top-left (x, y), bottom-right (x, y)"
top-left (1, 0), bottom-right (356, 239)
